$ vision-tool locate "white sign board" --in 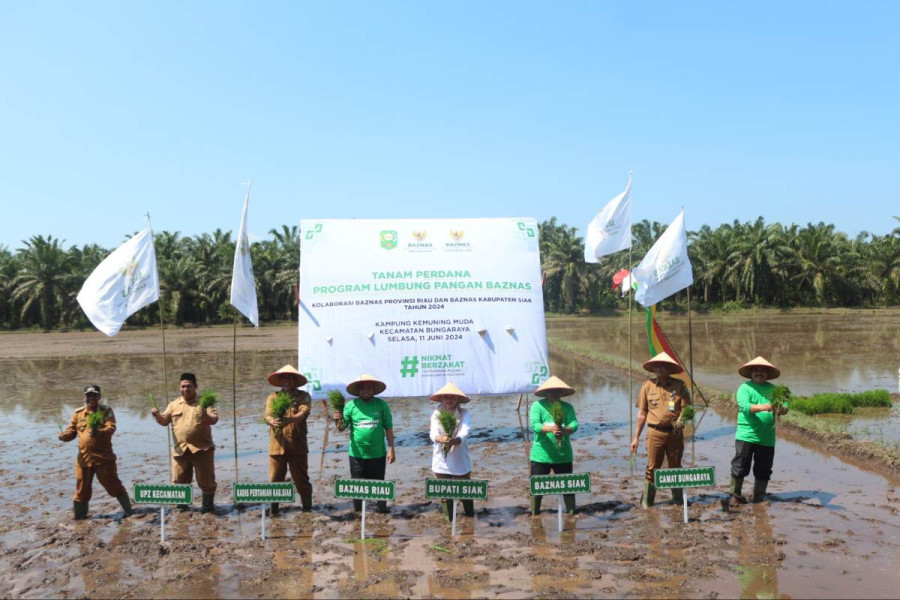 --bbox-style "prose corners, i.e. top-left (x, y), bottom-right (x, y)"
top-left (298, 218), bottom-right (548, 398)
